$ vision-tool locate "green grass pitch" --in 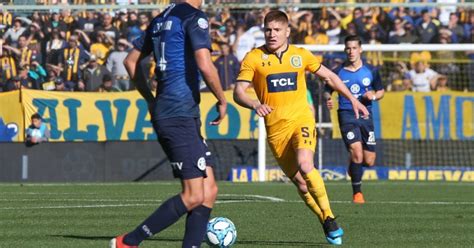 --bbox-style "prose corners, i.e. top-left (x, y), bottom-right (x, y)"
top-left (0, 181), bottom-right (473, 247)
